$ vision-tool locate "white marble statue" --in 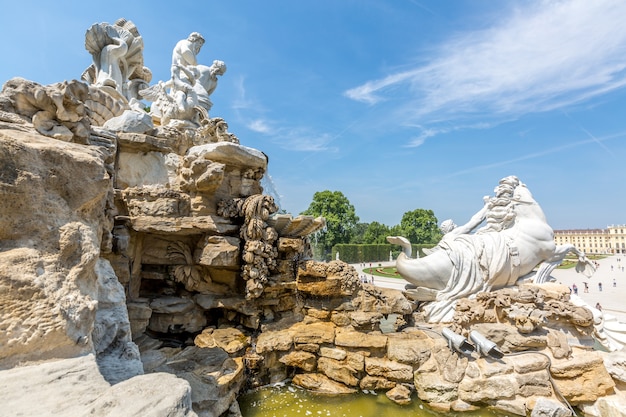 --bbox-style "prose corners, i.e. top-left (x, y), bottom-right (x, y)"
top-left (388, 175), bottom-right (595, 322)
top-left (190, 60), bottom-right (227, 113)
top-left (140, 32), bottom-right (226, 126)
top-left (83, 19), bottom-right (151, 102)
top-left (169, 32), bottom-right (205, 113)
